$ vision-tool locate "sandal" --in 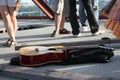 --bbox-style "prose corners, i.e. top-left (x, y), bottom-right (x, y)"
top-left (50, 30), bottom-right (59, 37)
top-left (59, 28), bottom-right (70, 34)
top-left (3, 39), bottom-right (12, 46)
top-left (7, 40), bottom-right (17, 47)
